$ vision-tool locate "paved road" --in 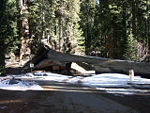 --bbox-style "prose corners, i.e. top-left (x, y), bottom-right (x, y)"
top-left (0, 81), bottom-right (149, 113)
